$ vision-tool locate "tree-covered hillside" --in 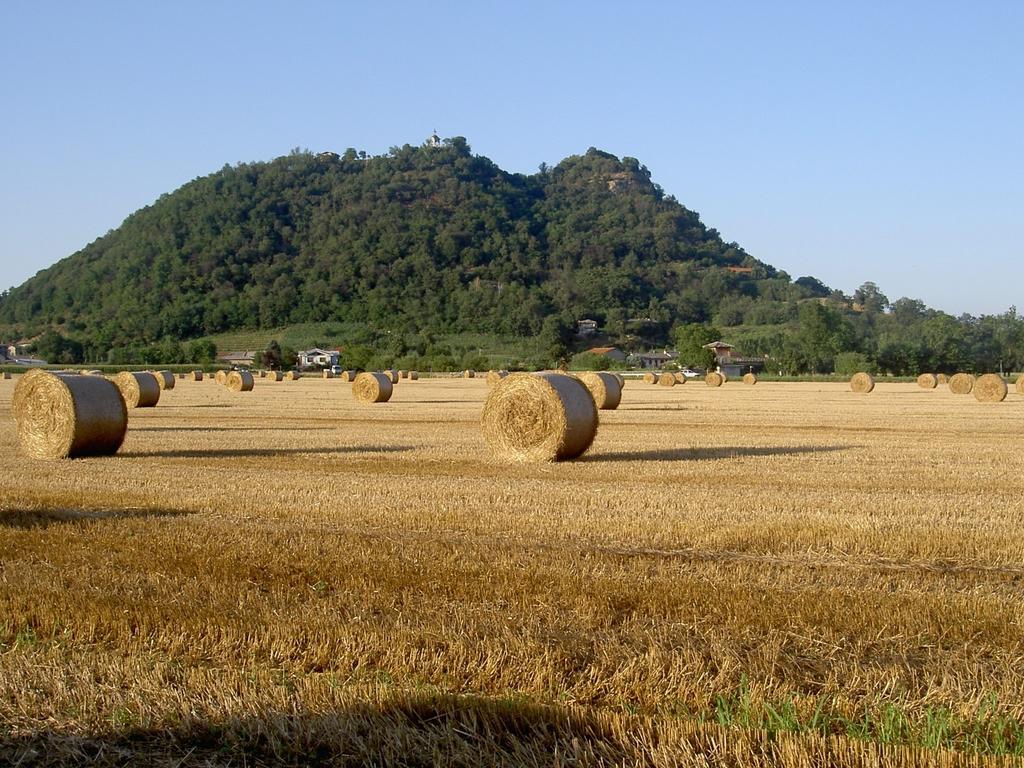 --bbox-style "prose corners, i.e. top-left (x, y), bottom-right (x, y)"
top-left (2, 138), bottom-right (1020, 373)
top-left (0, 141), bottom-right (812, 349)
